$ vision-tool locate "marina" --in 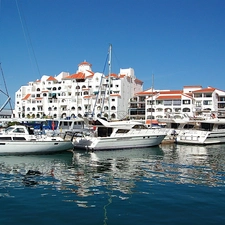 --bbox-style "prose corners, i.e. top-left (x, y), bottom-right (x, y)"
top-left (1, 144), bottom-right (225, 224)
top-left (0, 1), bottom-right (225, 224)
